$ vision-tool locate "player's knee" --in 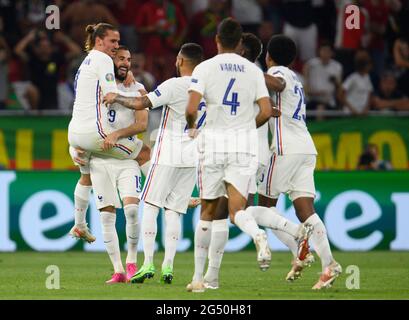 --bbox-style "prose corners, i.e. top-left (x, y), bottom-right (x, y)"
top-left (123, 197), bottom-right (139, 206)
top-left (99, 206), bottom-right (116, 213)
top-left (79, 174), bottom-right (92, 186)
top-left (124, 204), bottom-right (138, 224)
